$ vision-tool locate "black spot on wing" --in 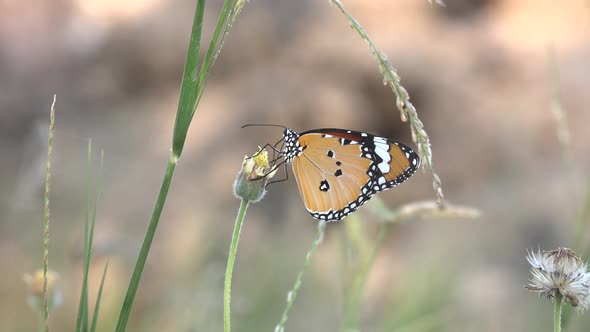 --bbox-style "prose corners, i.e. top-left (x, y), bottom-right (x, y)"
top-left (319, 180), bottom-right (330, 192)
